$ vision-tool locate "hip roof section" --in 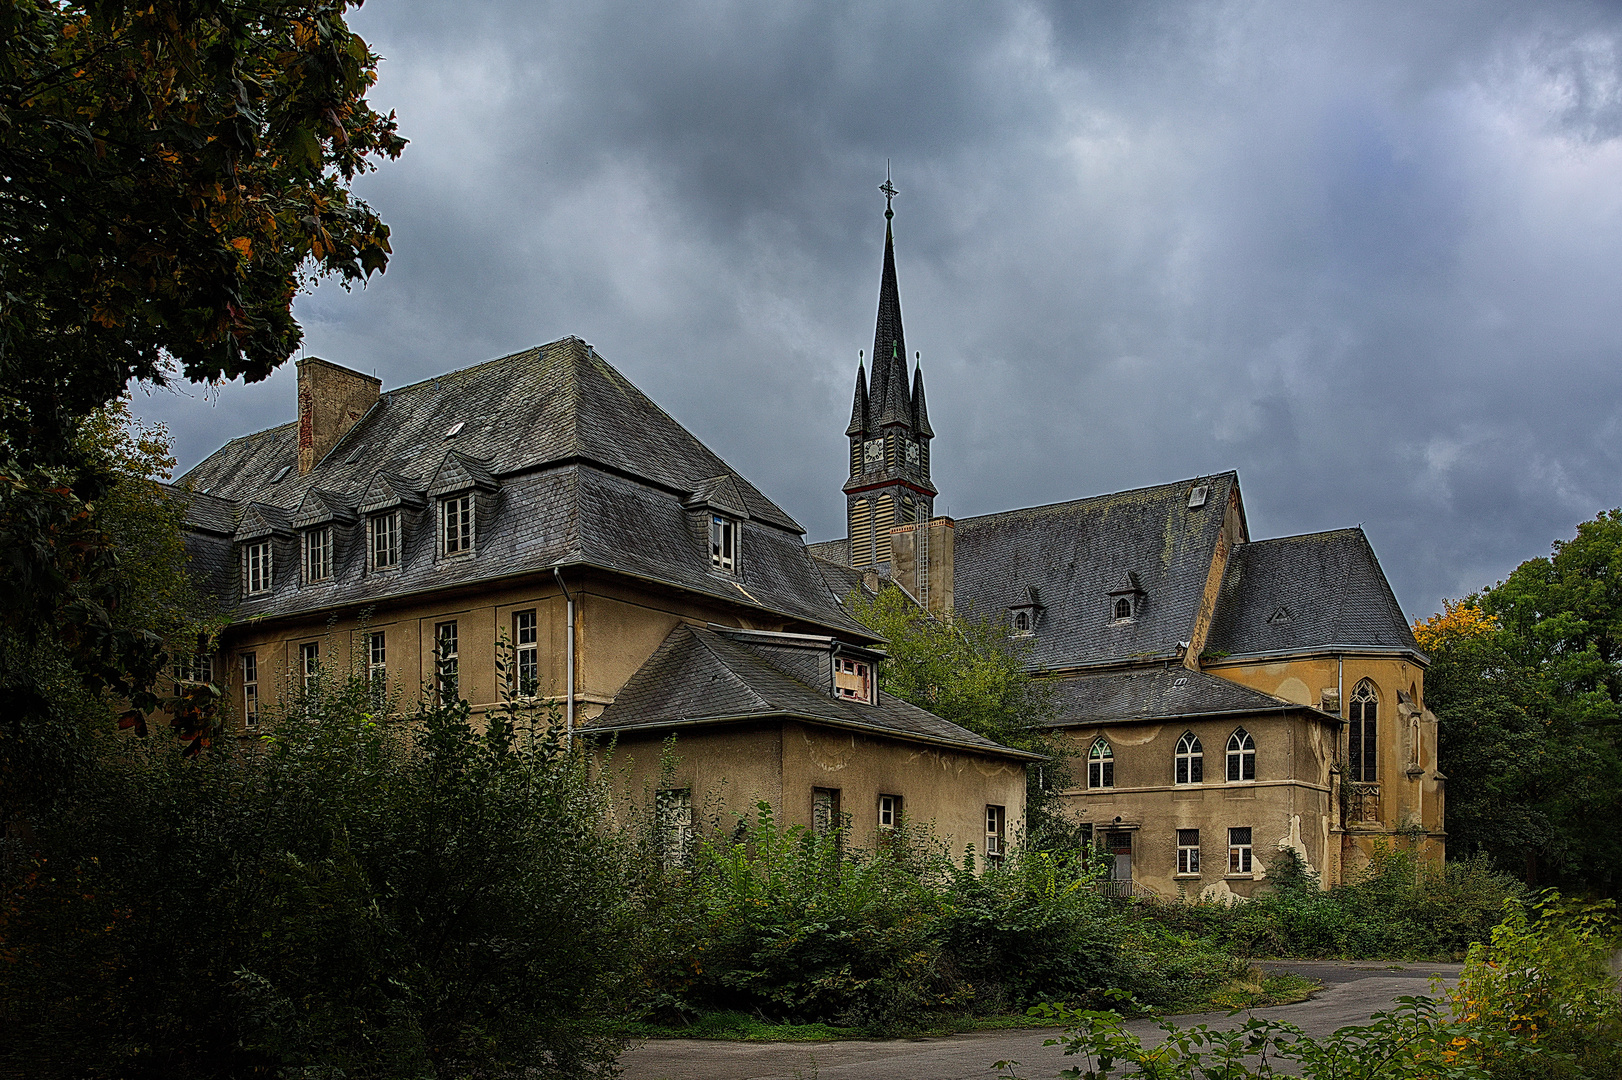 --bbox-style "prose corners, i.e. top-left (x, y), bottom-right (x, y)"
top-left (1045, 666), bottom-right (1321, 726)
top-left (1204, 528), bottom-right (1421, 659)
